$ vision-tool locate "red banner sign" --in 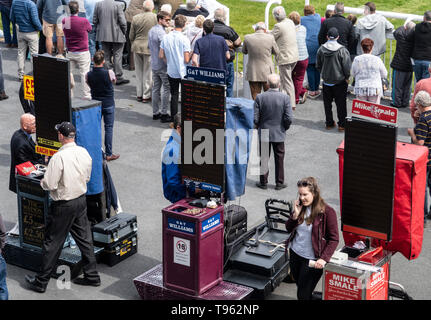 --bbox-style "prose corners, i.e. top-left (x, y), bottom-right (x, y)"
top-left (324, 271), bottom-right (362, 300)
top-left (352, 99), bottom-right (398, 124)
